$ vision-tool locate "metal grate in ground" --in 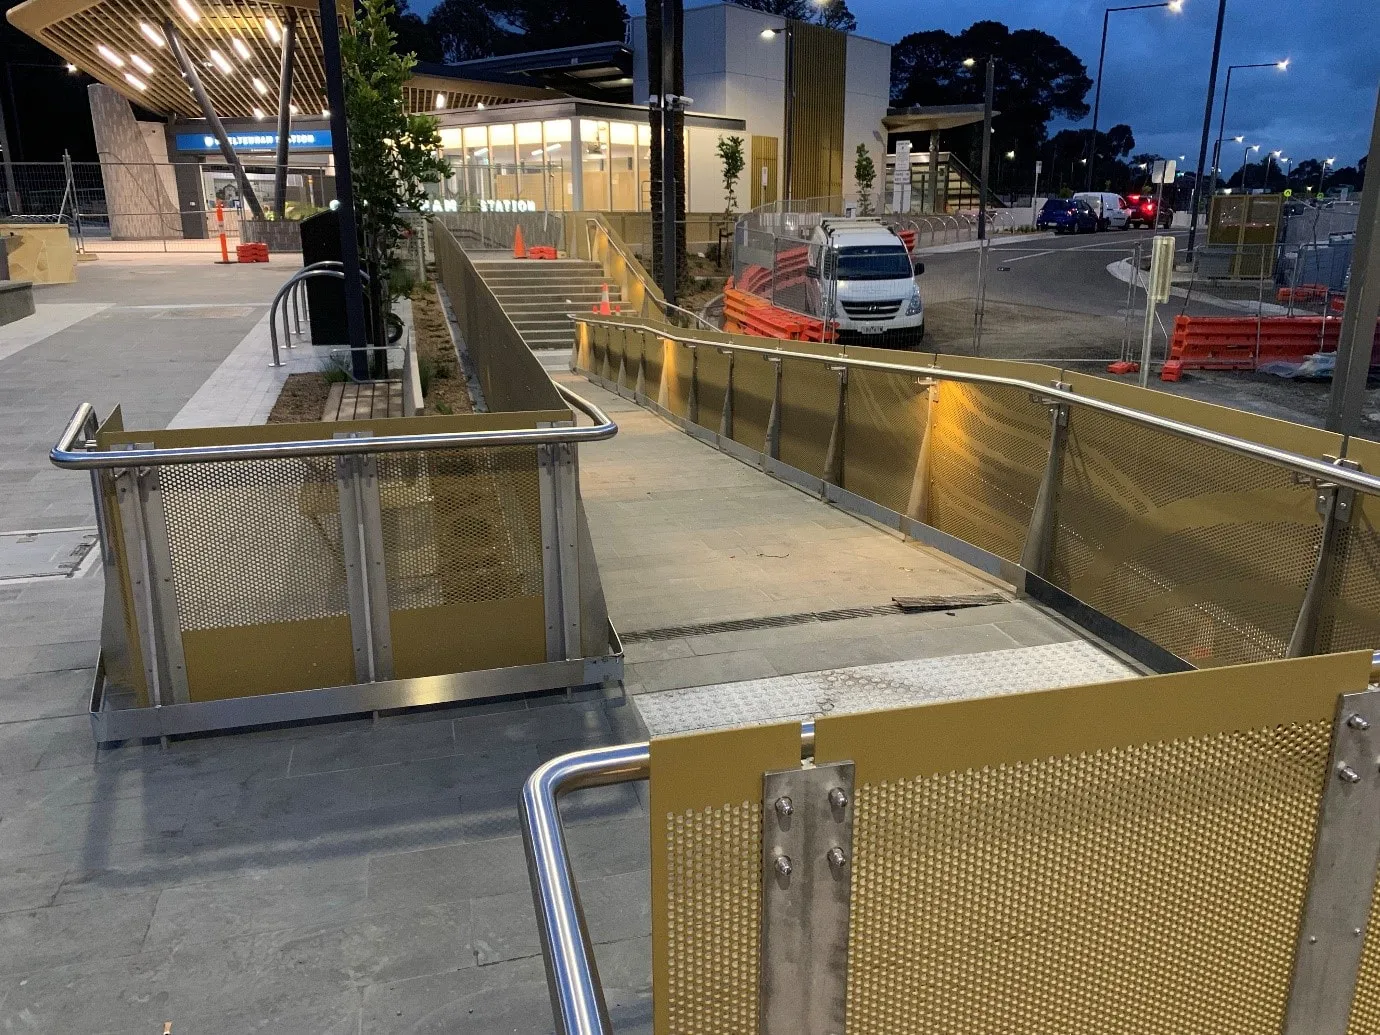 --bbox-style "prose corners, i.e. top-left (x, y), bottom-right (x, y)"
top-left (634, 640), bottom-right (1136, 736)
